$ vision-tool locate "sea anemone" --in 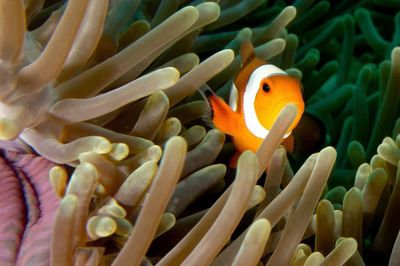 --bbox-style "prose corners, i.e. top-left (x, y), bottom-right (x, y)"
top-left (0, 0), bottom-right (236, 164)
top-left (1, 0), bottom-right (400, 265)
